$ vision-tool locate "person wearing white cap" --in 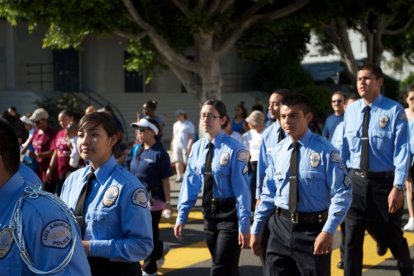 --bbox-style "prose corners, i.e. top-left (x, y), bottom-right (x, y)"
top-left (129, 117), bottom-right (173, 276)
top-left (29, 108), bottom-right (58, 192)
top-left (171, 109), bottom-right (195, 183)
